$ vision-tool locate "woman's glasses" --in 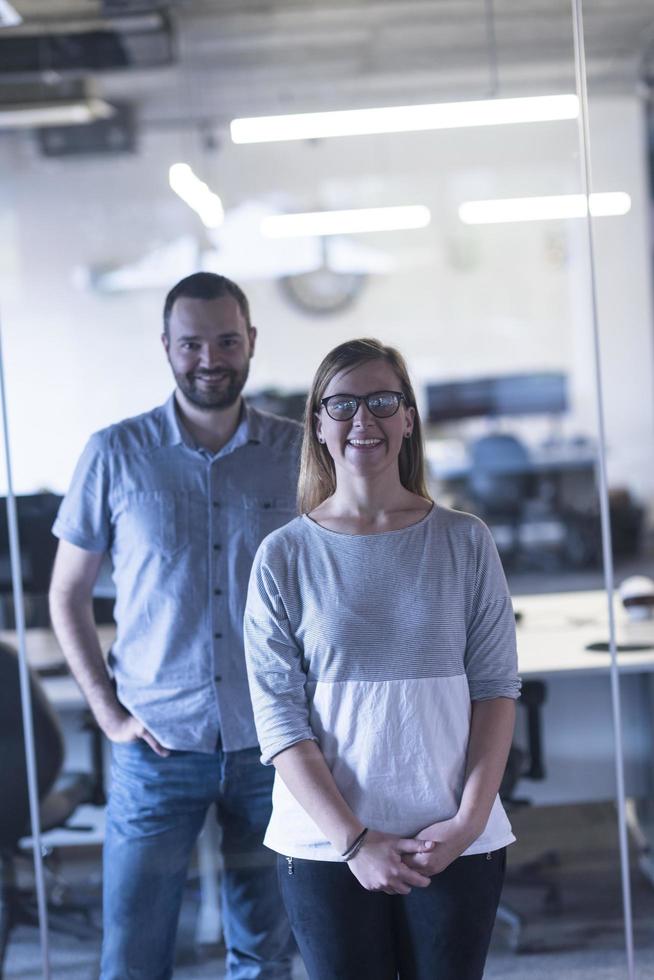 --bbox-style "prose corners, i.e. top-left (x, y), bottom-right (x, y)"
top-left (320, 390), bottom-right (407, 421)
